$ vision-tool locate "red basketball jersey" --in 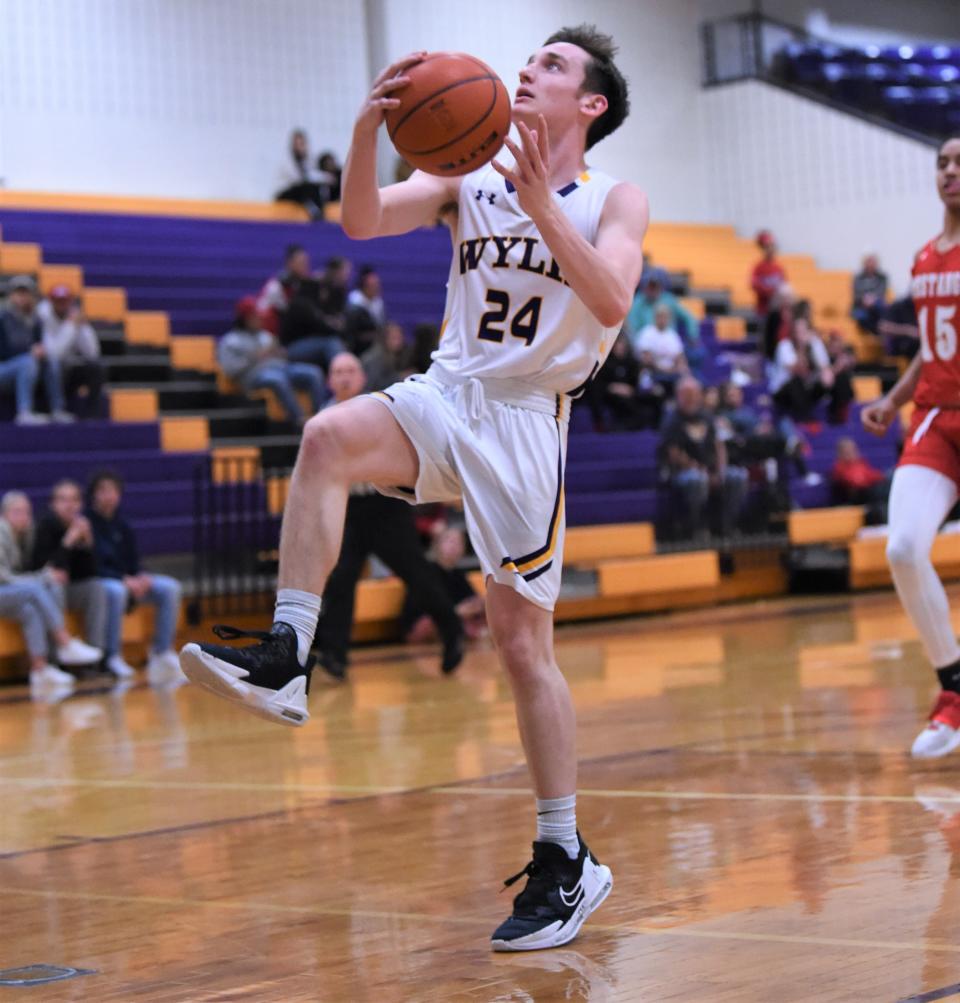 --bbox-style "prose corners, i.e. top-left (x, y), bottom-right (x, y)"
top-left (912, 237), bottom-right (960, 408)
